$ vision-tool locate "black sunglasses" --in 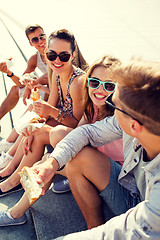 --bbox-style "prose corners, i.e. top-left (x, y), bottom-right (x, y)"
top-left (105, 93), bottom-right (143, 125)
top-left (46, 50), bottom-right (71, 62)
top-left (30, 33), bottom-right (46, 44)
top-left (87, 77), bottom-right (116, 92)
